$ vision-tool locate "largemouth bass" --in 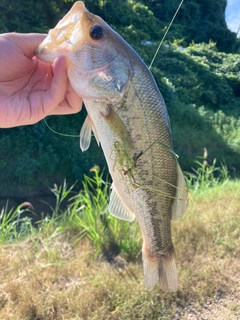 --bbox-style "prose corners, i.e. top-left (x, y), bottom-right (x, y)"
top-left (36, 1), bottom-right (188, 292)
